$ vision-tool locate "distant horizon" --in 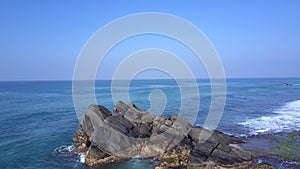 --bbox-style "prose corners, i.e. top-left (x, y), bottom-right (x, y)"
top-left (1, 76), bottom-right (299, 82)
